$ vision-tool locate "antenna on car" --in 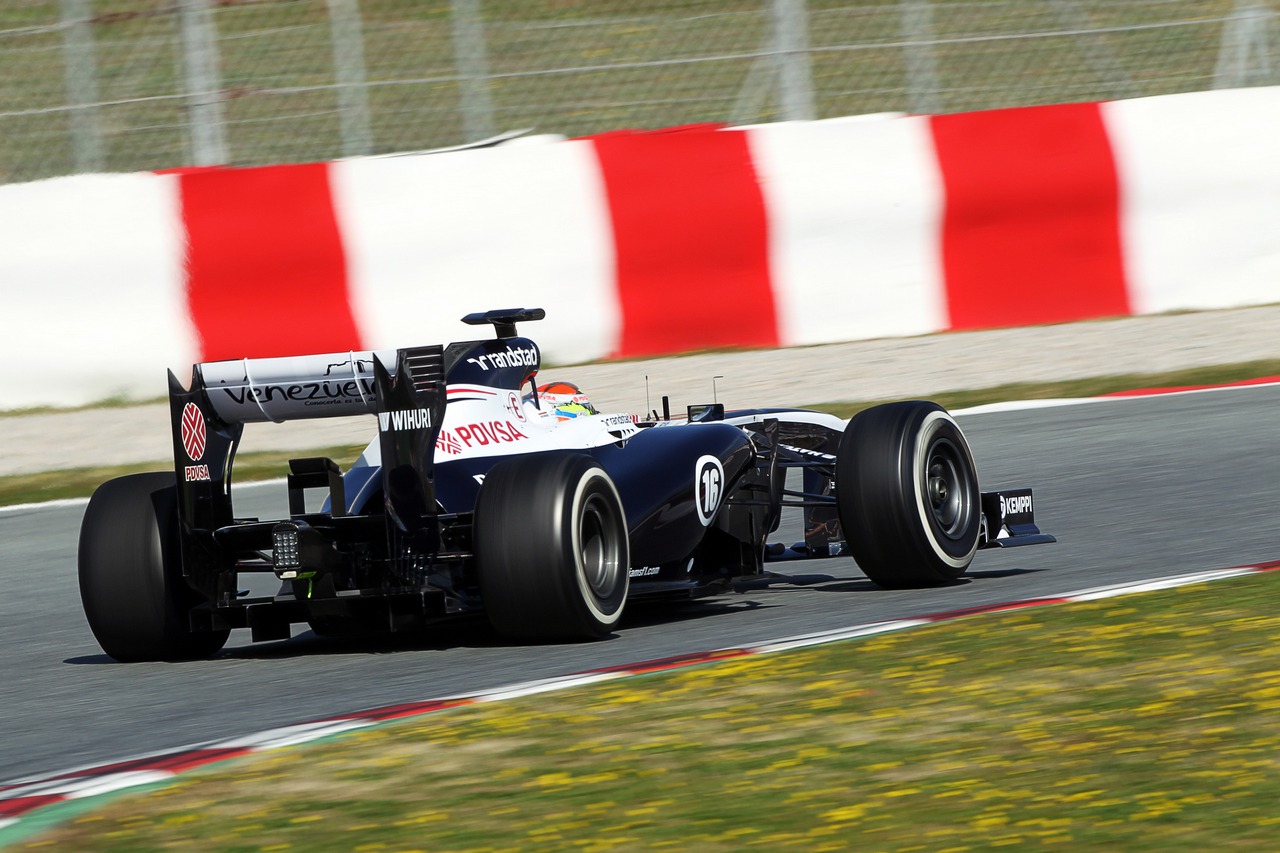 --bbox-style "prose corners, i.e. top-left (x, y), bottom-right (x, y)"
top-left (460, 307), bottom-right (545, 339)
top-left (645, 375), bottom-right (651, 419)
